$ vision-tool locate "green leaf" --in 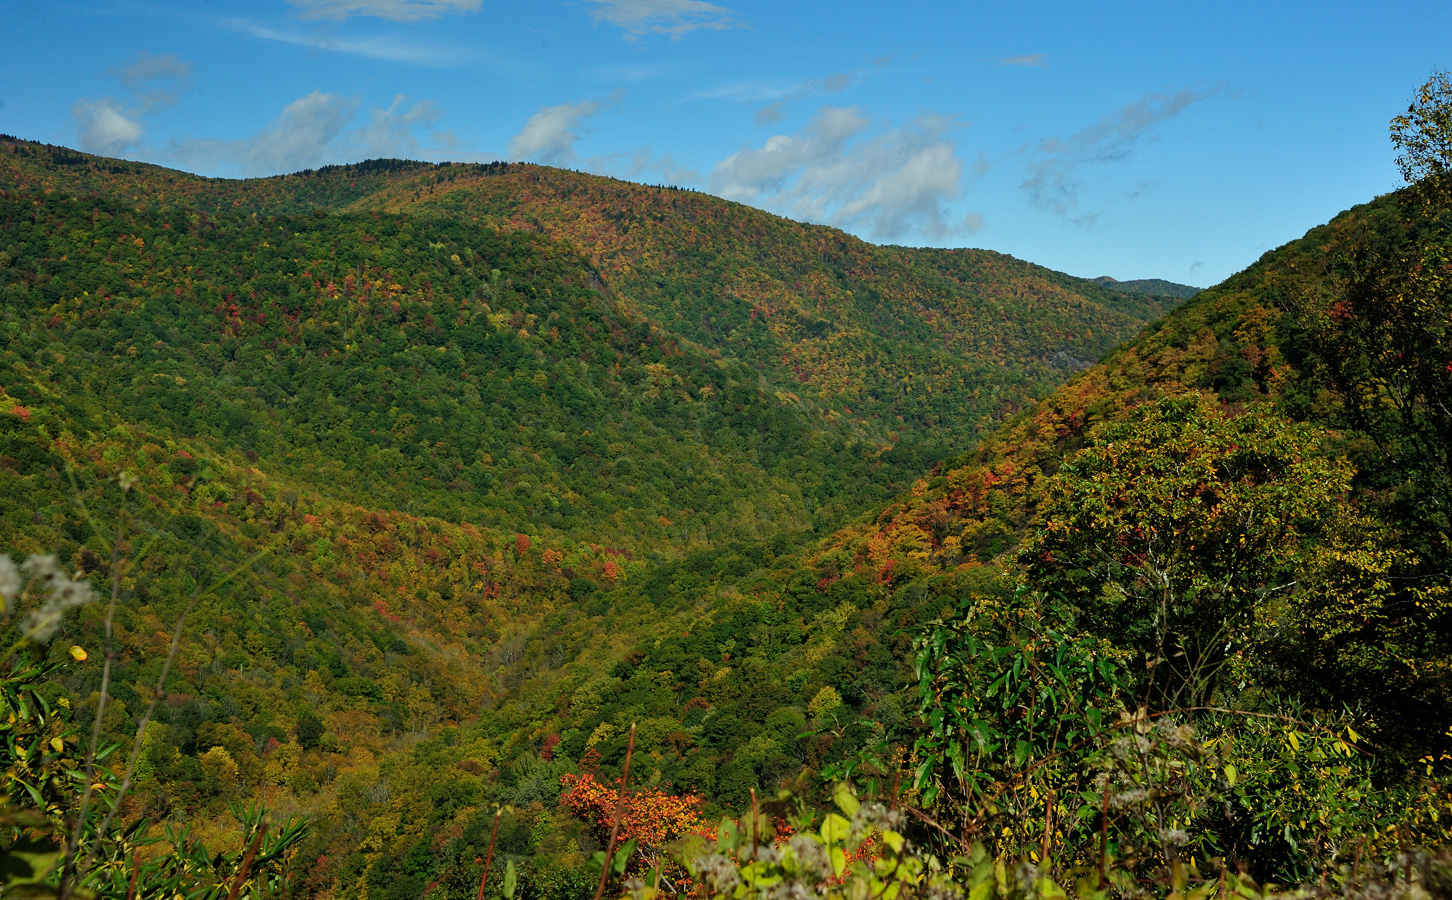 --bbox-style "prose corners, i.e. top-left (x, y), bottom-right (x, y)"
top-left (0, 836), bottom-right (63, 886)
top-left (1013, 739), bottom-right (1031, 767)
top-left (718, 818), bottom-right (740, 851)
top-left (834, 783), bottom-right (860, 817)
top-left (503, 860), bottom-right (517, 900)
top-left (20, 782), bottom-right (43, 807)
top-left (820, 812), bottom-right (850, 844)
top-left (946, 740), bottom-right (966, 783)
top-left (612, 838), bottom-right (638, 875)
top-left (880, 829), bottom-right (904, 854)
